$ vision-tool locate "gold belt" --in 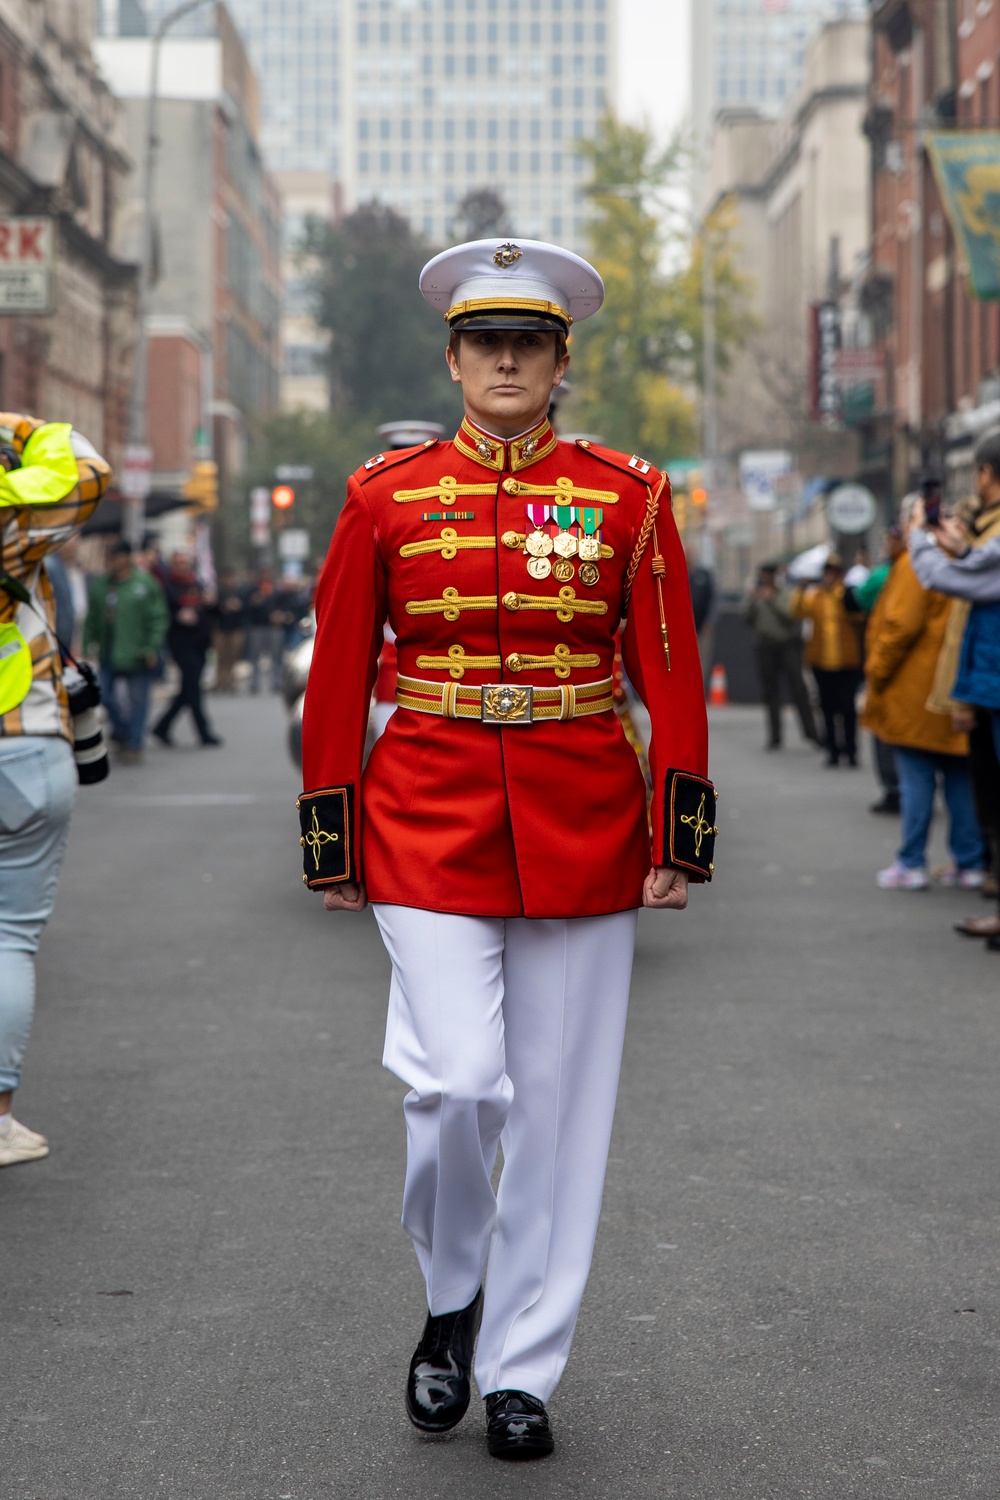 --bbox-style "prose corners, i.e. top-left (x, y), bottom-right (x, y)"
top-left (396, 673), bottom-right (614, 725)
